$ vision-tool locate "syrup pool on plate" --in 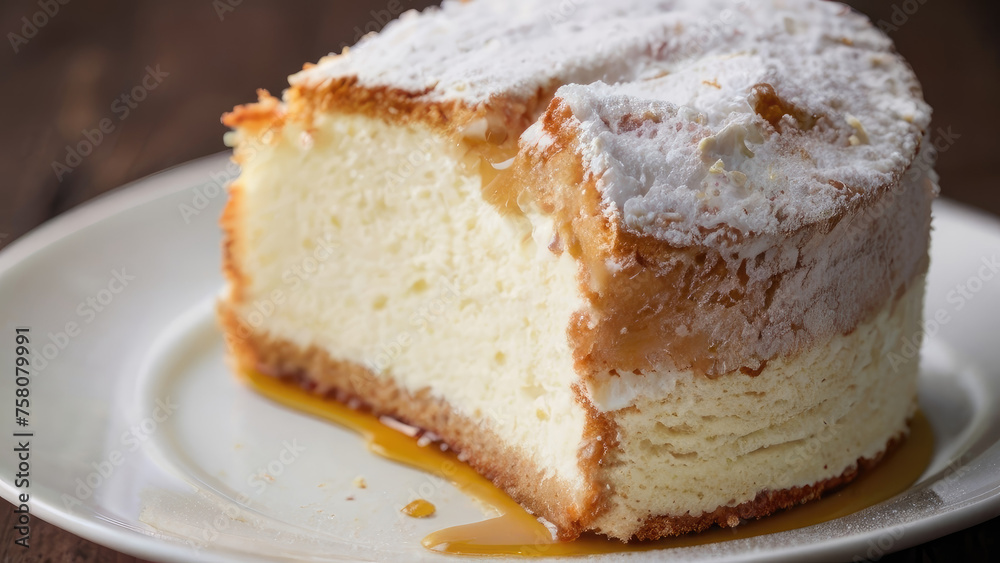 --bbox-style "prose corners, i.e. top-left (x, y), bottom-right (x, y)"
top-left (240, 369), bottom-right (934, 557)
